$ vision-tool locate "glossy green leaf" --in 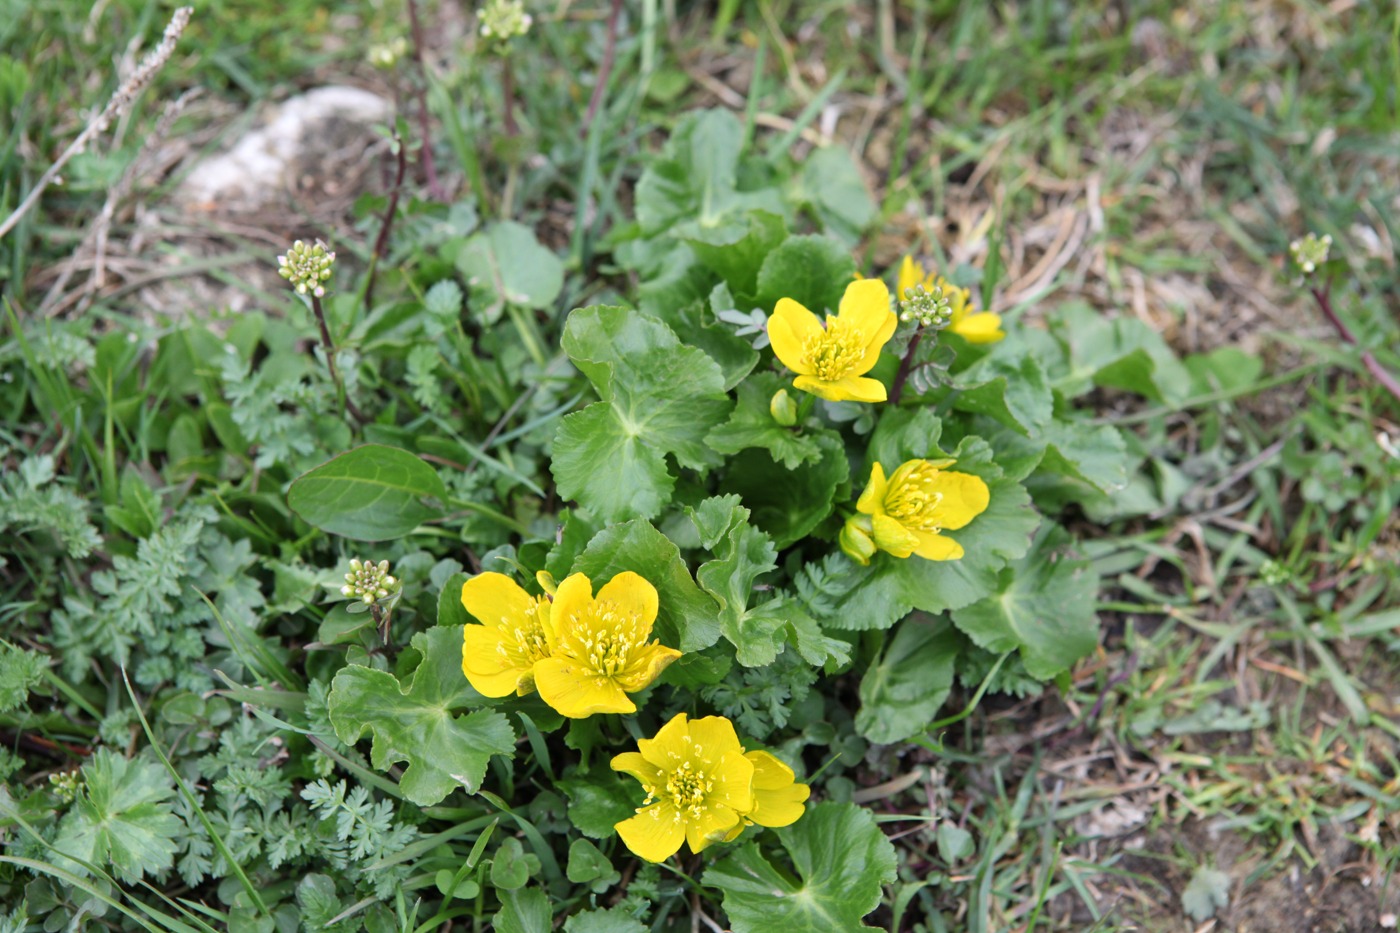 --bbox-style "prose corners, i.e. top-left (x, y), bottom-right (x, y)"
top-left (719, 432), bottom-right (849, 549)
top-left (288, 444), bottom-right (448, 541)
top-left (456, 220), bottom-right (564, 323)
top-left (692, 499), bottom-right (782, 666)
top-left (798, 146), bottom-right (877, 245)
top-left (51, 750), bottom-right (179, 884)
top-left (755, 234), bottom-right (856, 318)
top-left (563, 907), bottom-right (645, 933)
top-left (704, 802), bottom-right (897, 933)
top-left (950, 524), bottom-right (1098, 680)
top-left (327, 627), bottom-right (515, 805)
top-left (570, 519), bottom-right (721, 652)
top-left (856, 617), bottom-right (959, 744)
top-left (552, 306), bottom-right (731, 522)
top-left (493, 888), bottom-right (552, 933)
top-left (706, 372), bottom-right (825, 469)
